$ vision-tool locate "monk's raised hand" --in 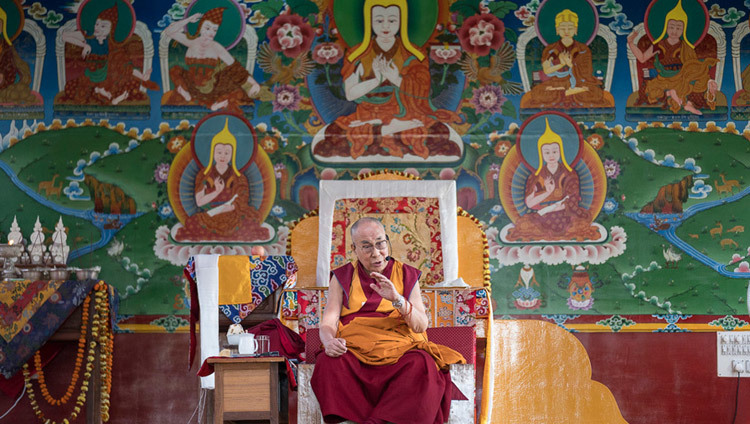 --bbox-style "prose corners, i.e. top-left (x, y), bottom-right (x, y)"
top-left (369, 272), bottom-right (399, 302)
top-left (214, 176), bottom-right (225, 193)
top-left (544, 176), bottom-right (555, 194)
top-left (323, 337), bottom-right (347, 357)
